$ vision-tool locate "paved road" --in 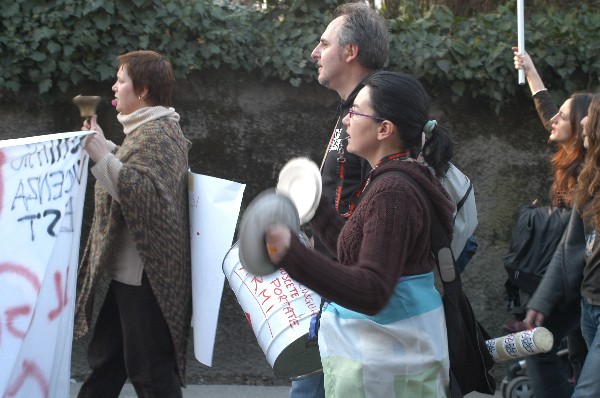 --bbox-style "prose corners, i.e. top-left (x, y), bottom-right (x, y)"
top-left (69, 383), bottom-right (291, 398)
top-left (70, 382), bottom-right (503, 397)
top-left (71, 282), bottom-right (509, 397)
